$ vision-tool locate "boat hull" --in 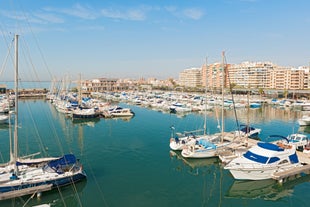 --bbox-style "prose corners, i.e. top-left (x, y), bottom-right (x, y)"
top-left (181, 148), bottom-right (217, 158)
top-left (0, 170), bottom-right (86, 193)
top-left (227, 164), bottom-right (301, 180)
